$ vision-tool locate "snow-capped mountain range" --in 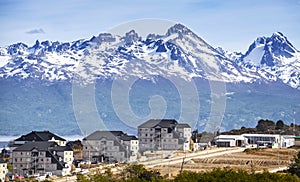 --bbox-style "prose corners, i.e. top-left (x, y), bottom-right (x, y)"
top-left (0, 24), bottom-right (300, 89)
